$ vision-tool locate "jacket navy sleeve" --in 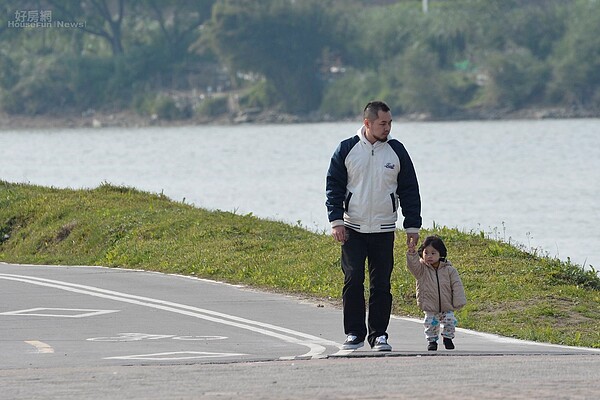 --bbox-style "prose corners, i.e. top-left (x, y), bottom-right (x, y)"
top-left (325, 137), bottom-right (357, 223)
top-left (389, 140), bottom-right (422, 229)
